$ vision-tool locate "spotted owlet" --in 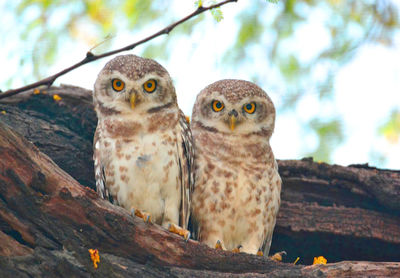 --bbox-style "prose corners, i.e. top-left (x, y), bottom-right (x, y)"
top-left (190, 79), bottom-right (281, 256)
top-left (93, 54), bottom-right (194, 239)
